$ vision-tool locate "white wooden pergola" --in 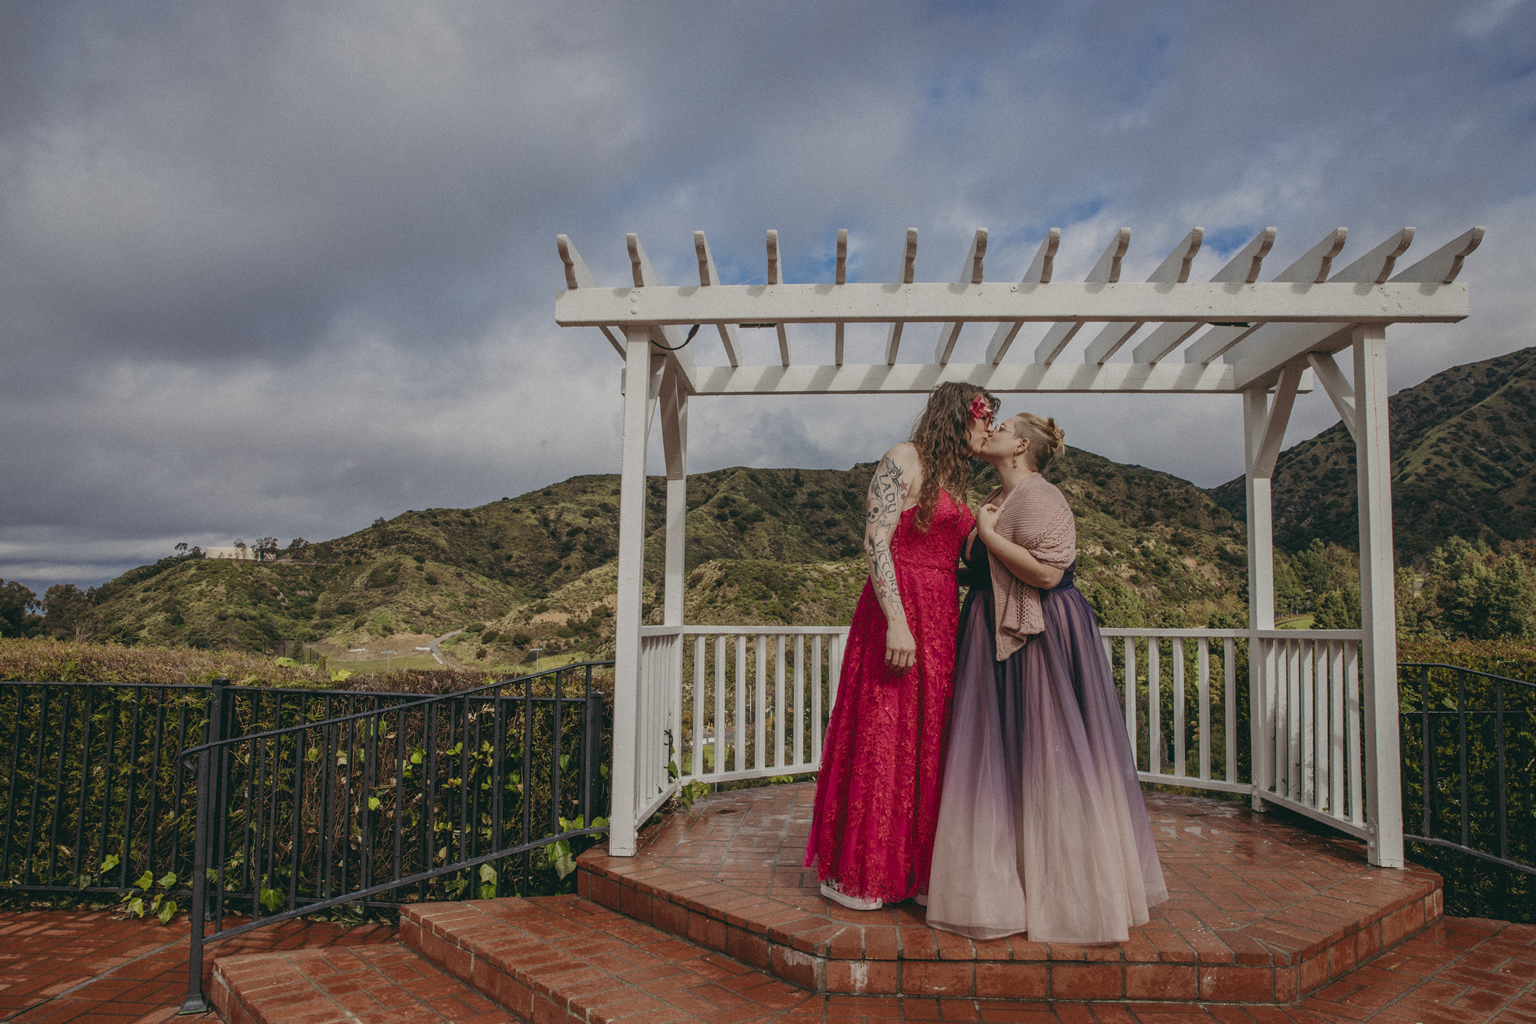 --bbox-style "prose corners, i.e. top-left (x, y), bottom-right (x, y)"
top-left (555, 223), bottom-right (1482, 864)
